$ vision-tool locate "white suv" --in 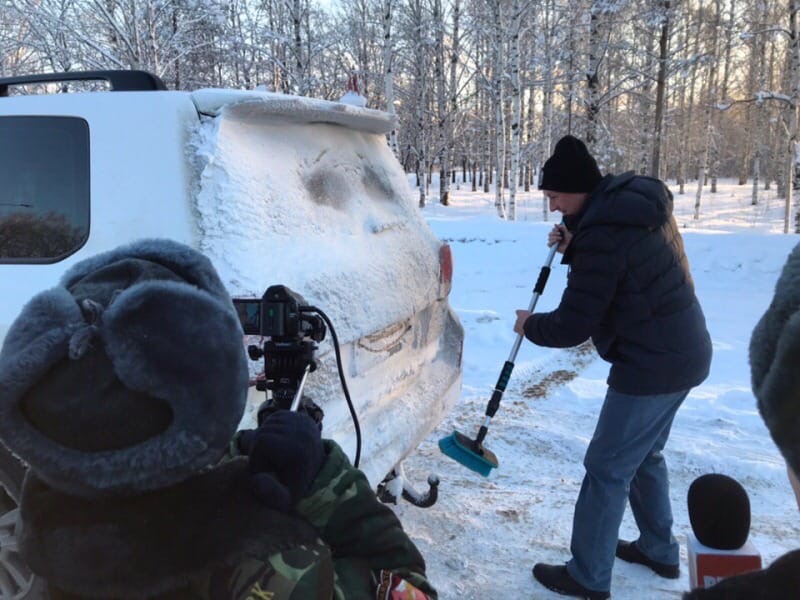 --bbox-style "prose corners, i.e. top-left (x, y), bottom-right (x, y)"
top-left (0, 70), bottom-right (463, 599)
